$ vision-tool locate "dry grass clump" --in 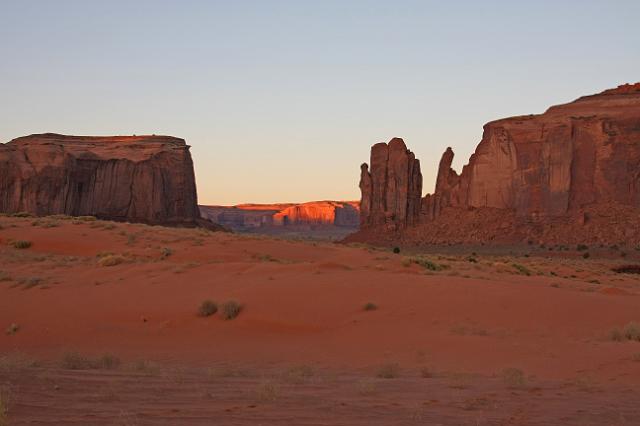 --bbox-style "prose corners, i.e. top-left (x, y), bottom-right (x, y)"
top-left (9, 240), bottom-right (32, 249)
top-left (0, 387), bottom-right (9, 426)
top-left (501, 368), bottom-right (526, 388)
top-left (611, 265), bottom-right (640, 274)
top-left (60, 352), bottom-right (121, 370)
top-left (376, 362), bottom-right (400, 379)
top-left (5, 324), bottom-right (19, 336)
top-left (610, 322), bottom-right (640, 342)
top-left (198, 300), bottom-right (218, 317)
top-left (221, 300), bottom-right (242, 320)
top-left (283, 365), bottom-right (315, 384)
top-left (98, 254), bottom-right (126, 267)
top-left (0, 272), bottom-right (10, 282)
top-left (363, 302), bottom-right (378, 311)
top-left (511, 263), bottom-right (531, 276)
top-left (256, 381), bottom-right (279, 402)
top-left (407, 256), bottom-right (446, 271)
